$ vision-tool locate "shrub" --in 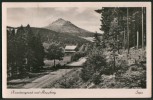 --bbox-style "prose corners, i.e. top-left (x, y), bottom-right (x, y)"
top-left (92, 72), bottom-right (102, 85)
top-left (130, 65), bottom-right (138, 71)
top-left (81, 48), bottom-right (107, 82)
top-left (115, 64), bottom-right (146, 88)
top-left (71, 52), bottom-right (87, 61)
top-left (56, 63), bottom-right (62, 68)
top-left (81, 61), bottom-right (95, 82)
top-left (51, 63), bottom-right (62, 70)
